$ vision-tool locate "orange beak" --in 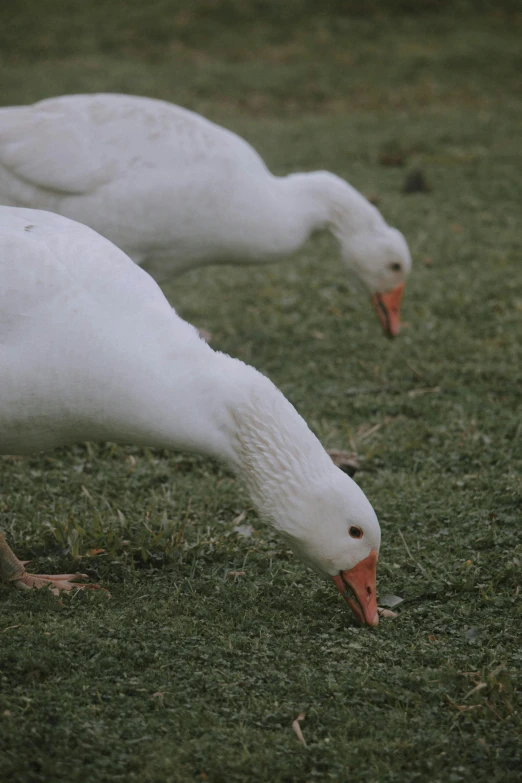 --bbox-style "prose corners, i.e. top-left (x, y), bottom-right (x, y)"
top-left (371, 283), bottom-right (404, 338)
top-left (331, 549), bottom-right (379, 627)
